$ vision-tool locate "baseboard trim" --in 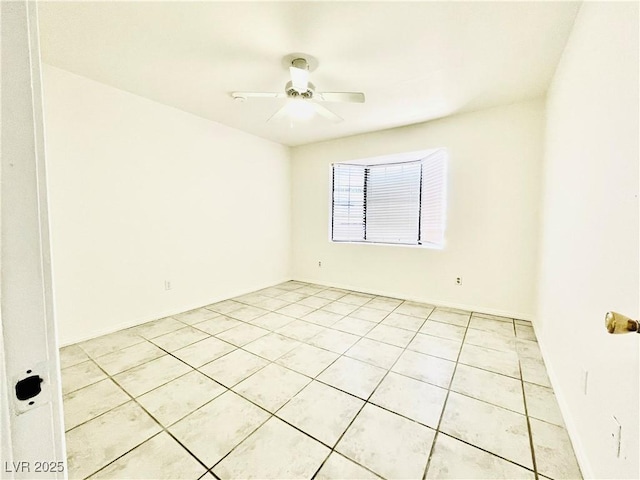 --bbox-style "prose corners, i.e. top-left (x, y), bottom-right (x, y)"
top-left (292, 277), bottom-right (534, 321)
top-left (58, 277), bottom-right (292, 347)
